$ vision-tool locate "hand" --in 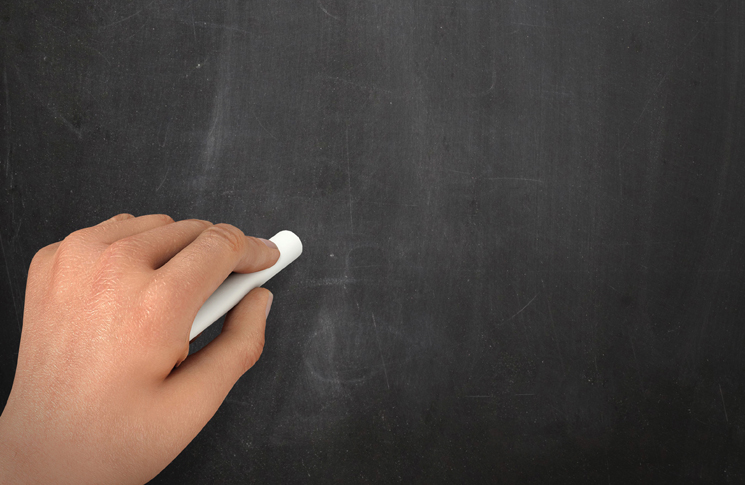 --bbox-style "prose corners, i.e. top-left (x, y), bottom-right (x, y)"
top-left (0, 213), bottom-right (280, 484)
